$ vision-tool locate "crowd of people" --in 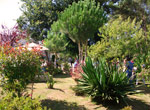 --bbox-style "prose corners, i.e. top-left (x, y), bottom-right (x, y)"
top-left (41, 55), bottom-right (146, 85)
